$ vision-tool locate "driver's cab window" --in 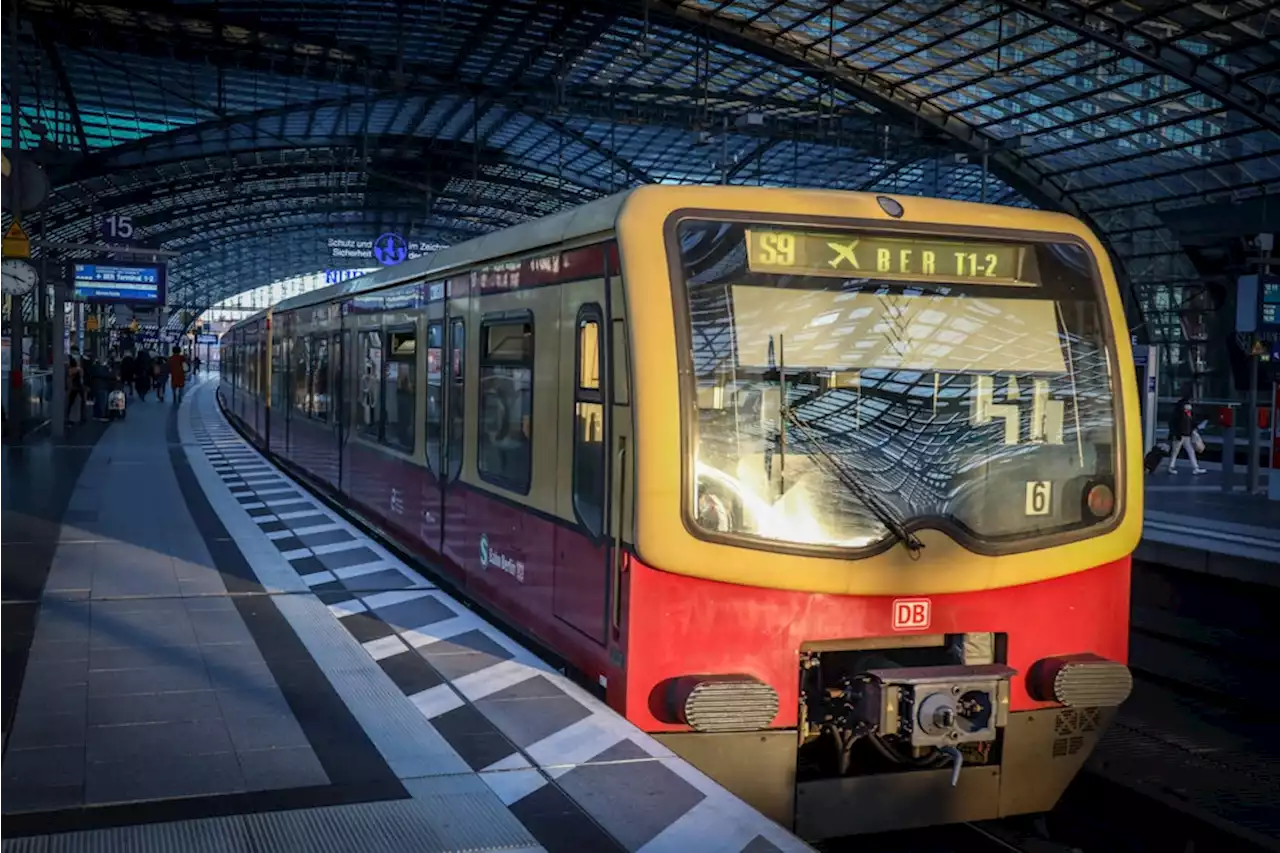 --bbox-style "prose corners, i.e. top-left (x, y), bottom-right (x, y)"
top-left (477, 316), bottom-right (533, 494)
